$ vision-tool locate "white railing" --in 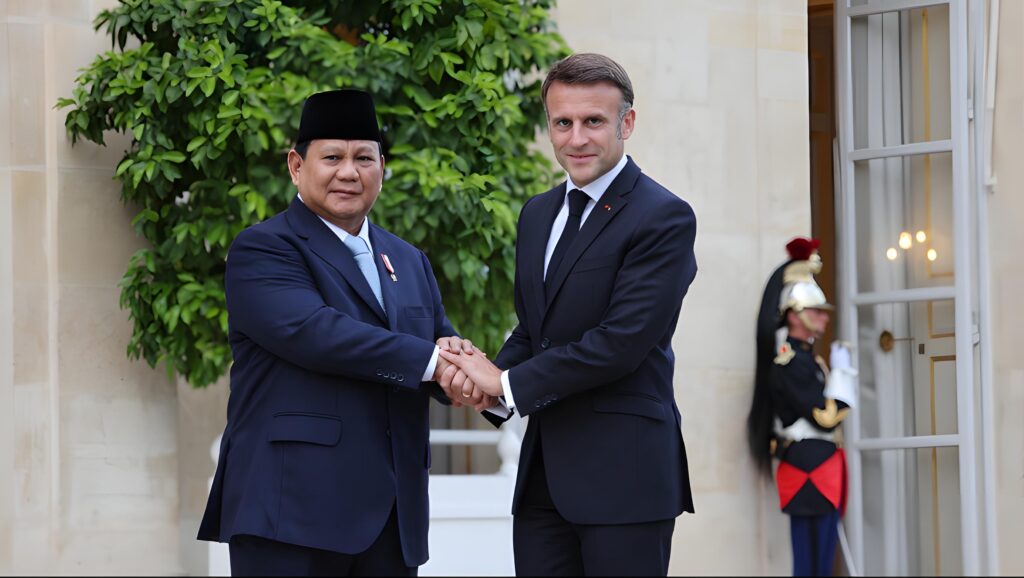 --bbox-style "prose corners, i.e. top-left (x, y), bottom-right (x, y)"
top-left (205, 418), bottom-right (523, 576)
top-left (421, 419), bottom-right (521, 577)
